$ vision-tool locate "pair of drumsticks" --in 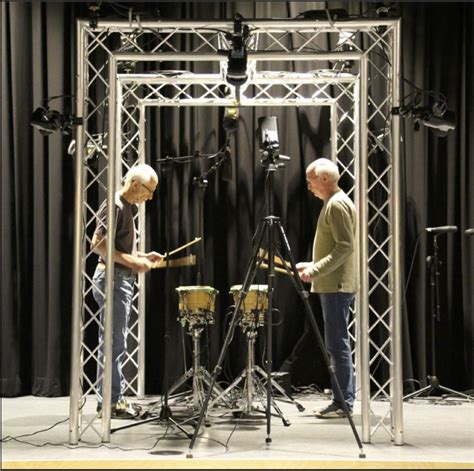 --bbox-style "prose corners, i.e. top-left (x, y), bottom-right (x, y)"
top-left (257, 248), bottom-right (294, 277)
